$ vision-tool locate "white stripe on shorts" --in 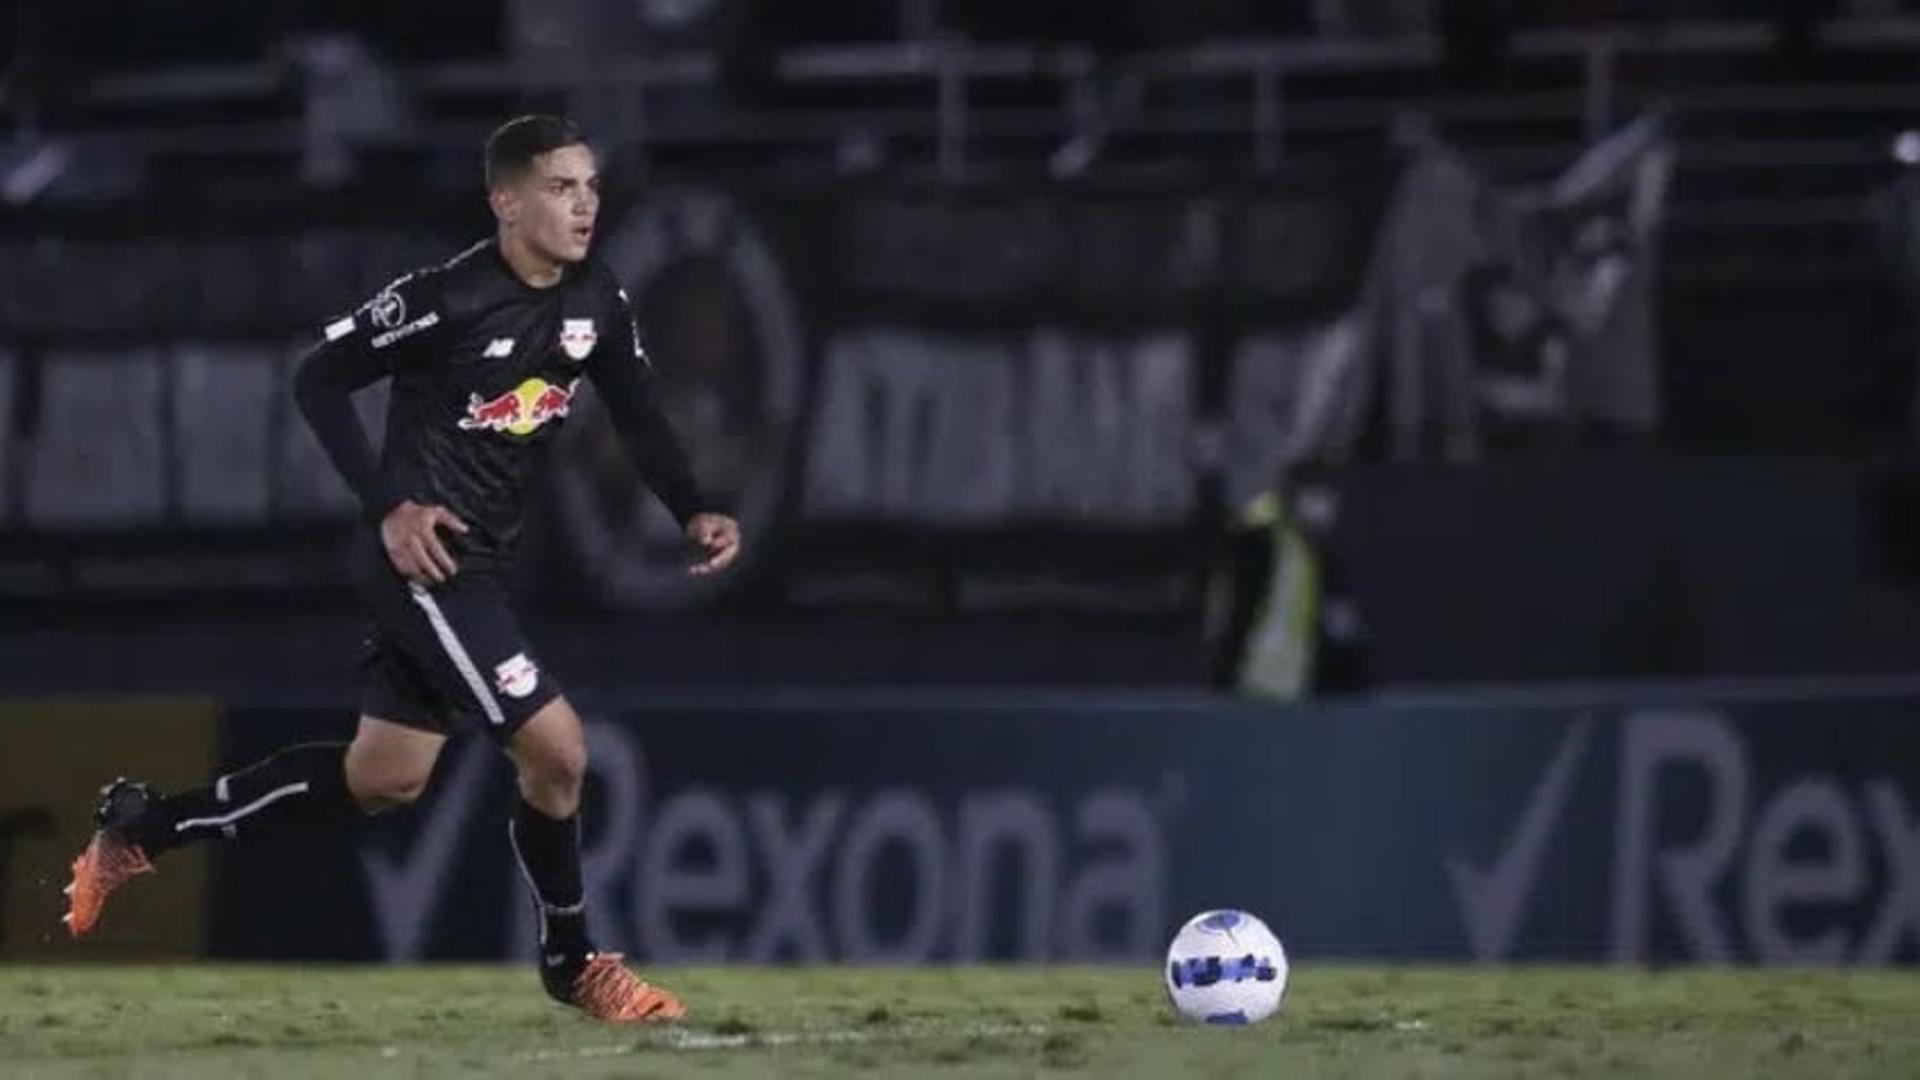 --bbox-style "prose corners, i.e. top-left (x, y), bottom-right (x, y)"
top-left (407, 582), bottom-right (506, 726)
